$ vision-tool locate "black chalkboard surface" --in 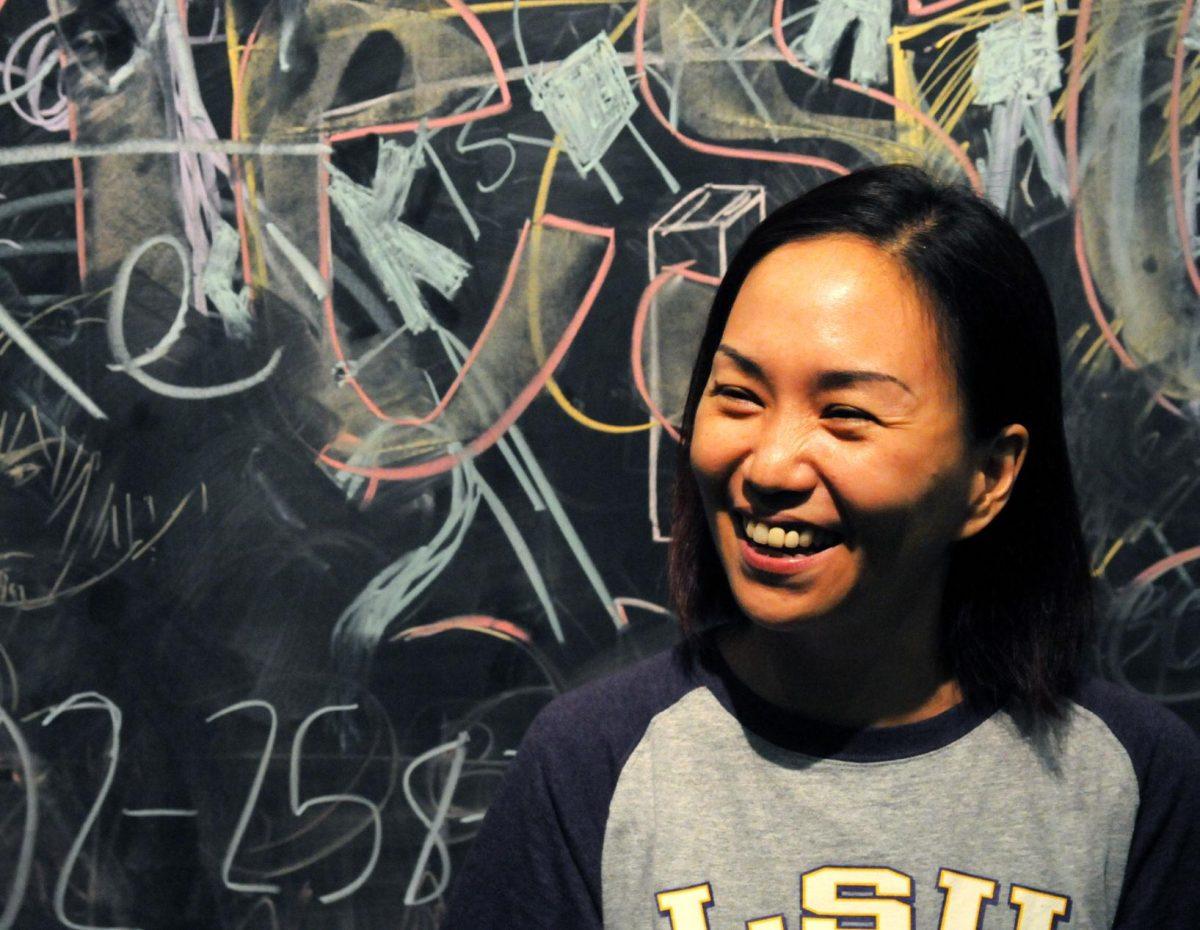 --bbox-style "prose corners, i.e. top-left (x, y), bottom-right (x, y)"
top-left (1, 0), bottom-right (1197, 926)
